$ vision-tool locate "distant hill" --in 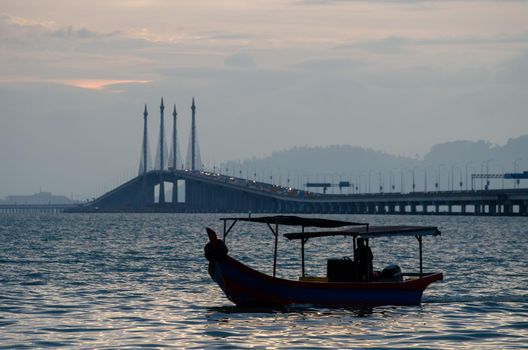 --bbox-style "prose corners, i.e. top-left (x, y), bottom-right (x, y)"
top-left (0, 191), bottom-right (78, 205)
top-left (220, 135), bottom-right (527, 192)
